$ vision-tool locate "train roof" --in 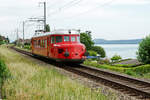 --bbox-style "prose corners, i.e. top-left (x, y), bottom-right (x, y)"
top-left (33, 29), bottom-right (80, 38)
